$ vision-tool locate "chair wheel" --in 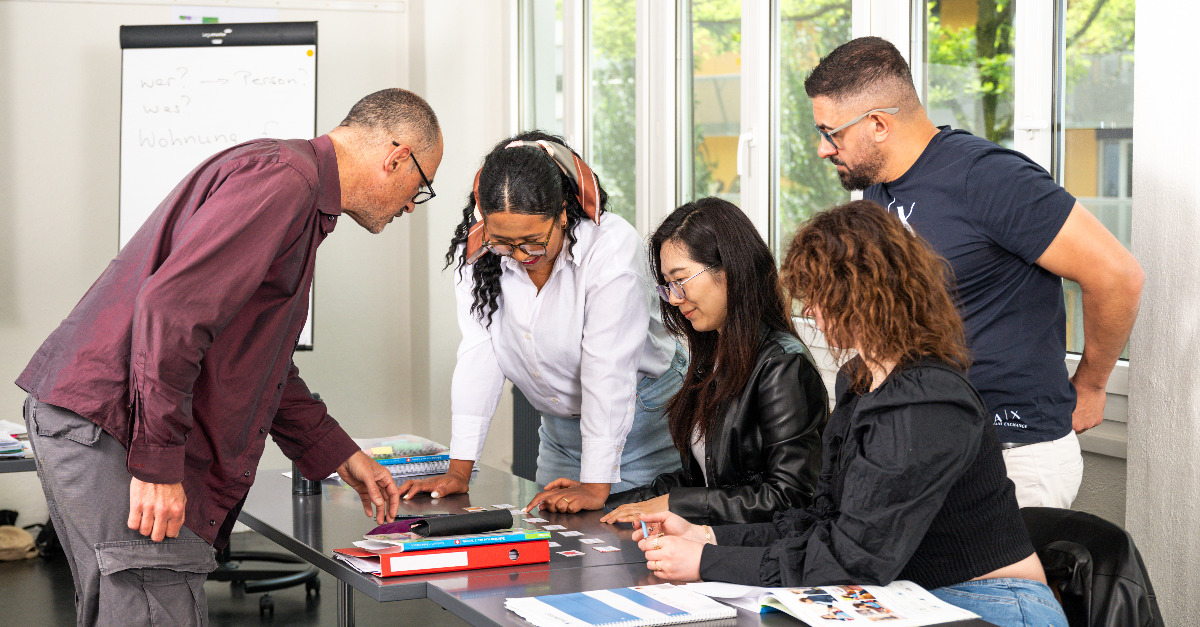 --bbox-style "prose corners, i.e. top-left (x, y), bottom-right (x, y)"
top-left (259, 594), bottom-right (274, 617)
top-left (306, 578), bottom-right (320, 597)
